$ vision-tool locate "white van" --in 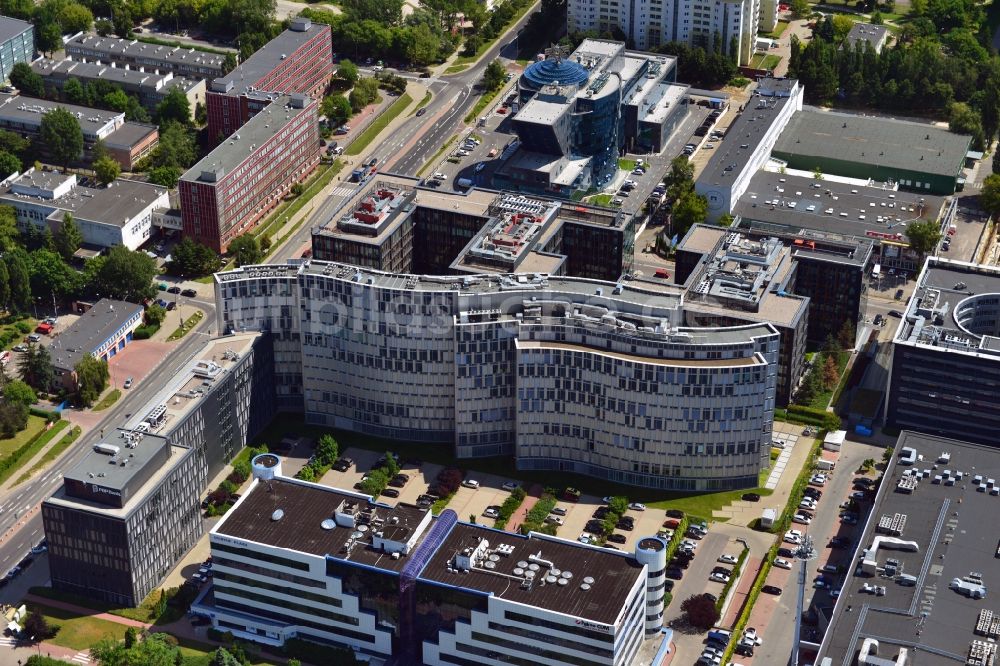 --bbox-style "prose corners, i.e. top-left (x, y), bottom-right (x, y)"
top-left (816, 459), bottom-right (835, 471)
